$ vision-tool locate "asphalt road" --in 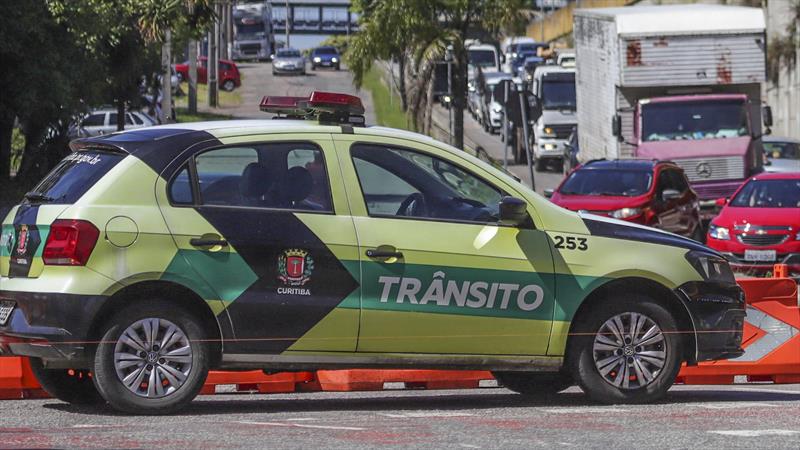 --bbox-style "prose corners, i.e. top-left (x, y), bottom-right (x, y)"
top-left (2, 384), bottom-right (799, 449)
